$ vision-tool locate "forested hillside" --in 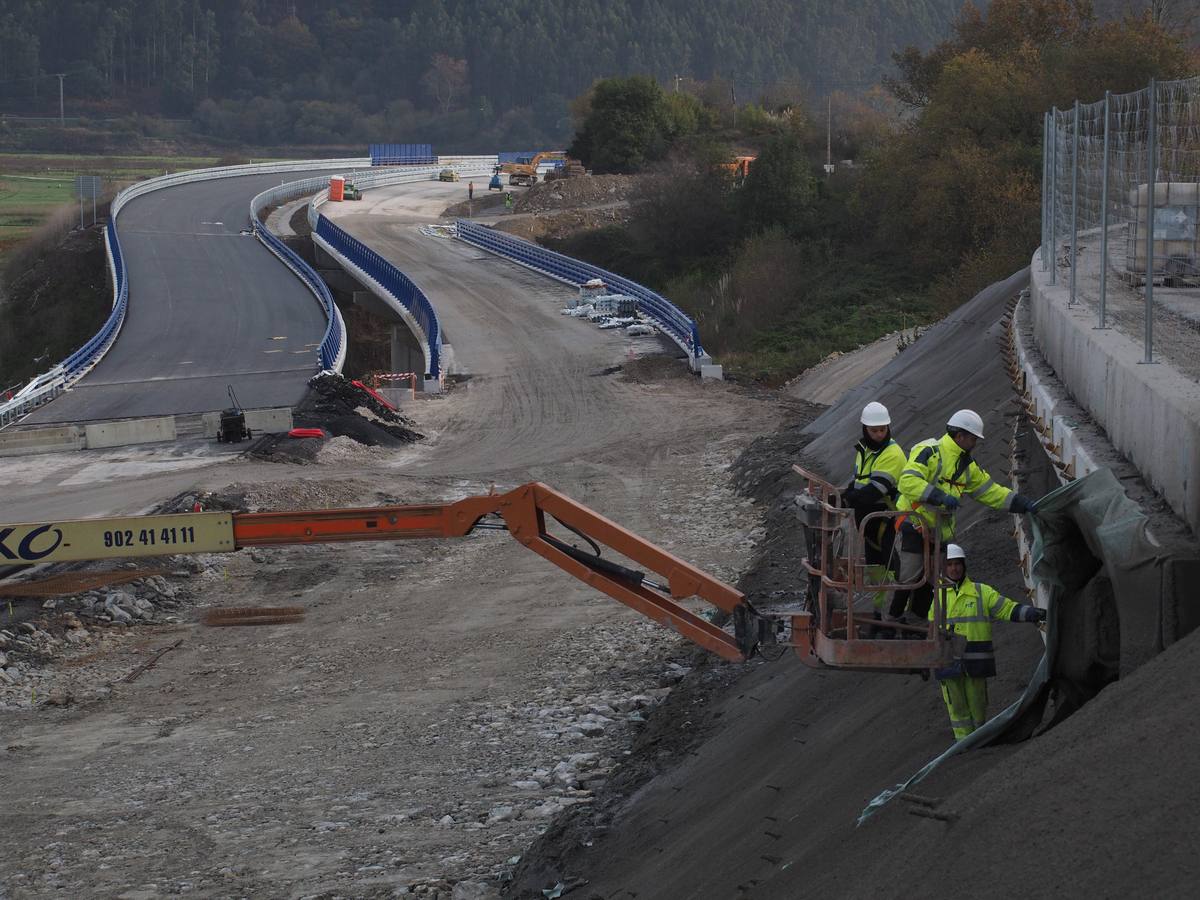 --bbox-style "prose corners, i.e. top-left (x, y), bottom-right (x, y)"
top-left (549, 0), bottom-right (1197, 380)
top-left (1, 0), bottom-right (972, 148)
